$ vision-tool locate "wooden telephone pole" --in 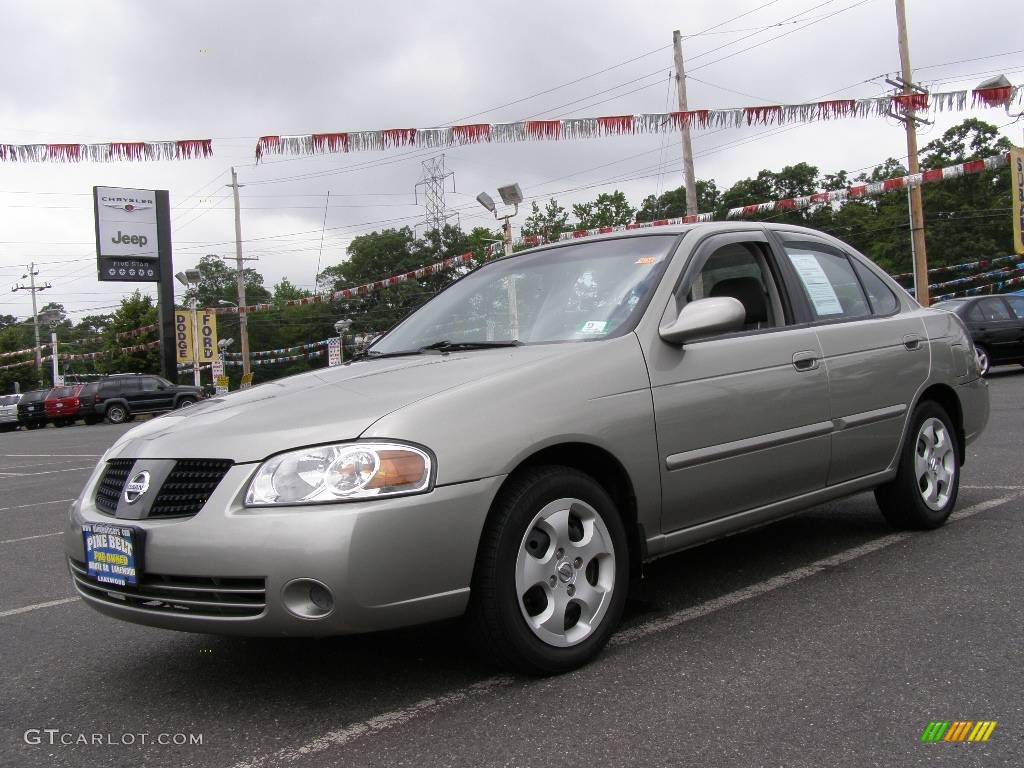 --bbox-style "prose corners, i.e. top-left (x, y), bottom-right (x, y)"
top-left (227, 167), bottom-right (251, 377)
top-left (894, 0), bottom-right (930, 306)
top-left (672, 30), bottom-right (699, 217)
